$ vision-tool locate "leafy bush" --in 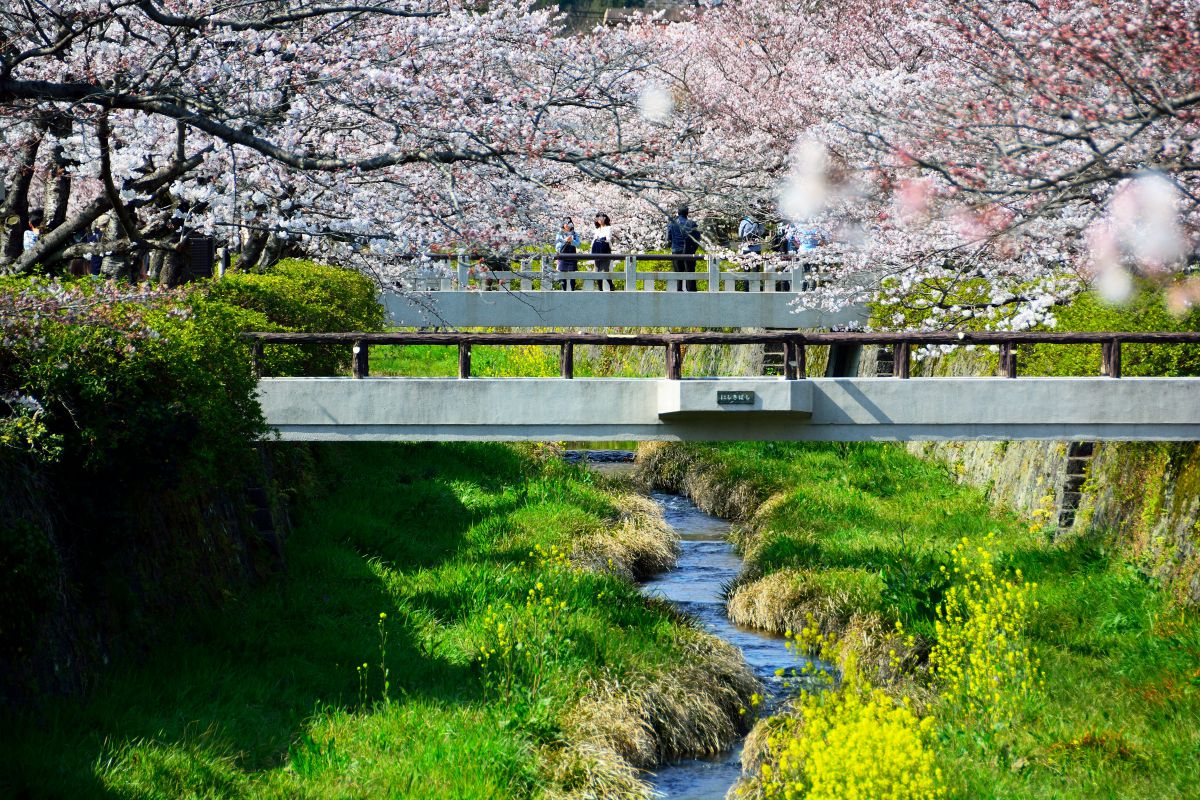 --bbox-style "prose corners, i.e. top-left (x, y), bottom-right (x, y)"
top-left (0, 280), bottom-right (264, 479)
top-left (208, 259), bottom-right (385, 376)
top-left (1021, 286), bottom-right (1200, 377)
top-left (0, 262), bottom-right (386, 700)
